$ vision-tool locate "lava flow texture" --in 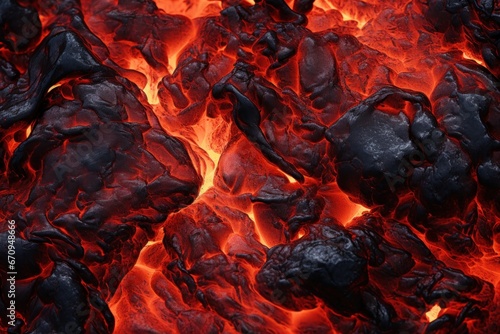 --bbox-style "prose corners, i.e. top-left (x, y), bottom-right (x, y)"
top-left (0, 0), bottom-right (499, 333)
